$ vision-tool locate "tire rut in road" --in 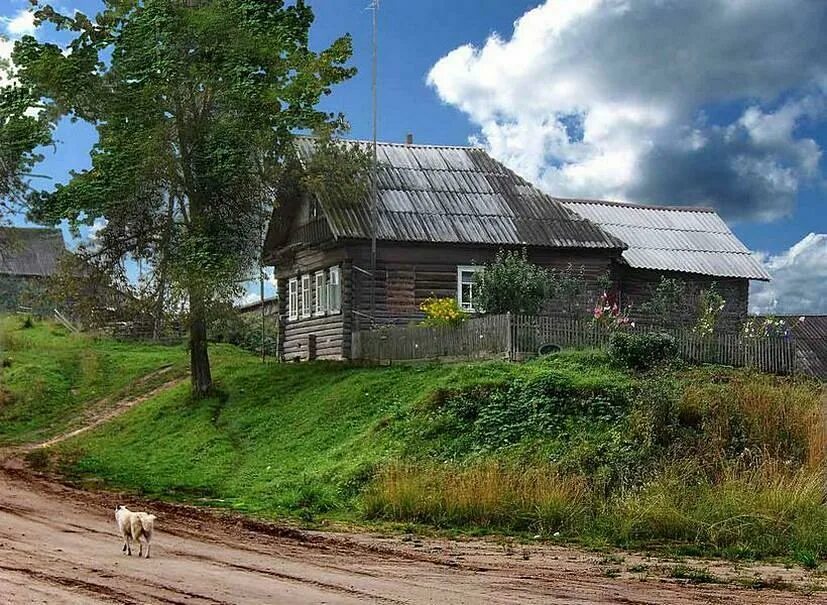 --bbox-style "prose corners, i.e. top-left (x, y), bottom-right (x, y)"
top-left (174, 550), bottom-right (410, 605)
